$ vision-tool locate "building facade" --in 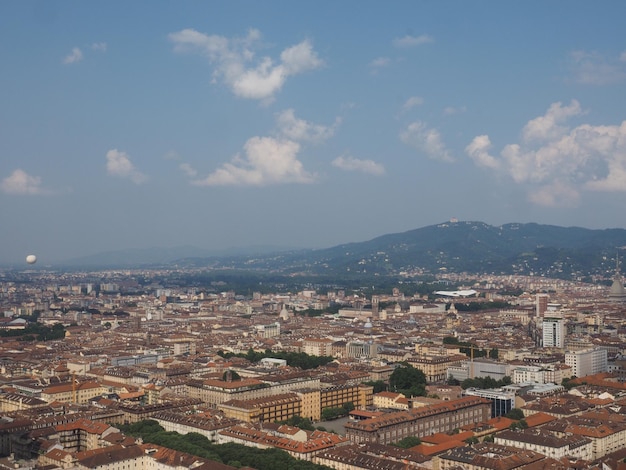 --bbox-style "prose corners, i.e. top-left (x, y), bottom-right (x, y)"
top-left (542, 315), bottom-right (565, 348)
top-left (344, 396), bottom-right (490, 445)
top-left (565, 348), bottom-right (608, 378)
